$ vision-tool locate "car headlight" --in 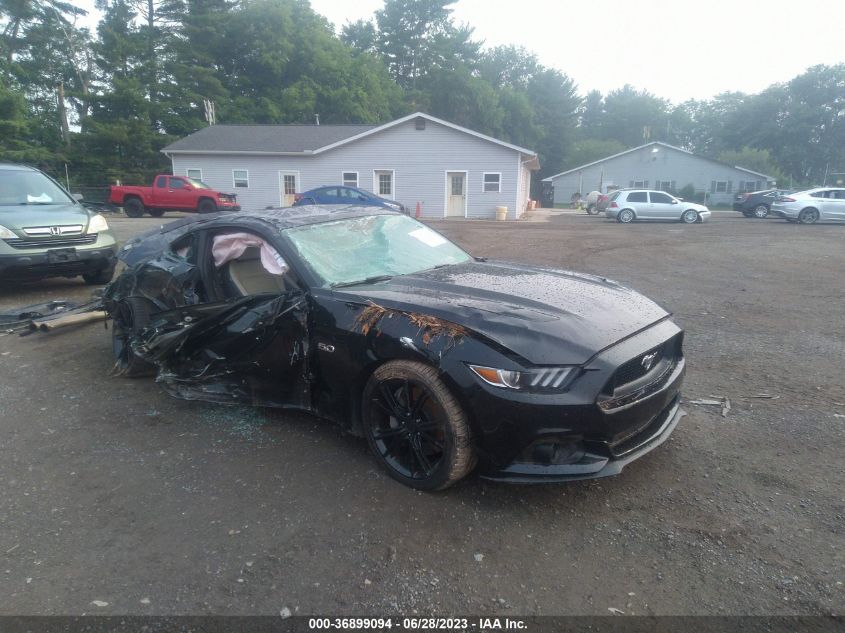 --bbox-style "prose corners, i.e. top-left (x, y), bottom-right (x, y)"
top-left (0, 224), bottom-right (16, 239)
top-left (87, 214), bottom-right (109, 233)
top-left (468, 364), bottom-right (574, 392)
